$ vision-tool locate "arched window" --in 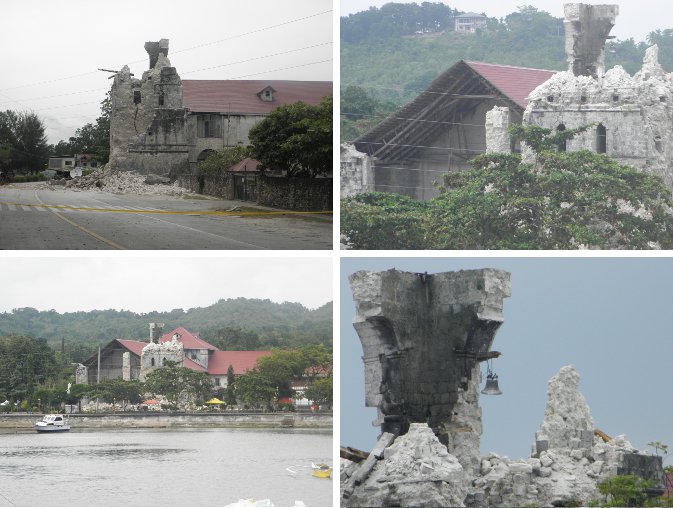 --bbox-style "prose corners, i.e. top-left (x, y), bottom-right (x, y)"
top-left (556, 124), bottom-right (566, 152)
top-left (151, 358), bottom-right (155, 367)
top-left (597, 124), bottom-right (607, 153)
